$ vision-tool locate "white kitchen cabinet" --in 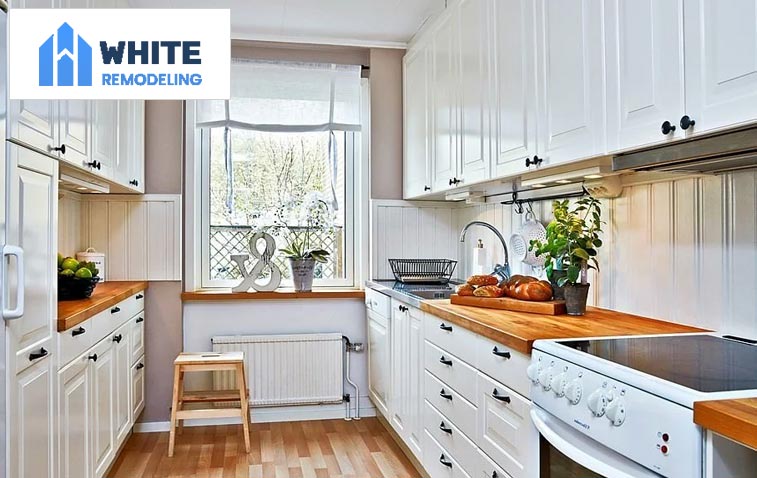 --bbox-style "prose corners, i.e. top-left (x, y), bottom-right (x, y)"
top-left (367, 307), bottom-right (391, 416)
top-left (60, 100), bottom-right (92, 167)
top-left (59, 358), bottom-right (93, 478)
top-left (491, 0), bottom-right (538, 179)
top-left (534, 0), bottom-right (605, 168)
top-left (132, 358), bottom-right (145, 419)
top-left (116, 100), bottom-right (145, 192)
top-left (113, 322), bottom-right (132, 446)
top-left (91, 337), bottom-right (116, 478)
top-left (403, 45), bottom-right (432, 199)
top-left (407, 306), bottom-right (424, 457)
top-left (456, 0), bottom-right (491, 186)
top-left (131, 312), bottom-right (145, 365)
top-left (91, 100), bottom-right (118, 179)
top-left (684, 0), bottom-right (757, 135)
top-left (8, 100), bottom-right (60, 158)
top-left (431, 13), bottom-right (460, 191)
top-left (605, 0), bottom-right (686, 151)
